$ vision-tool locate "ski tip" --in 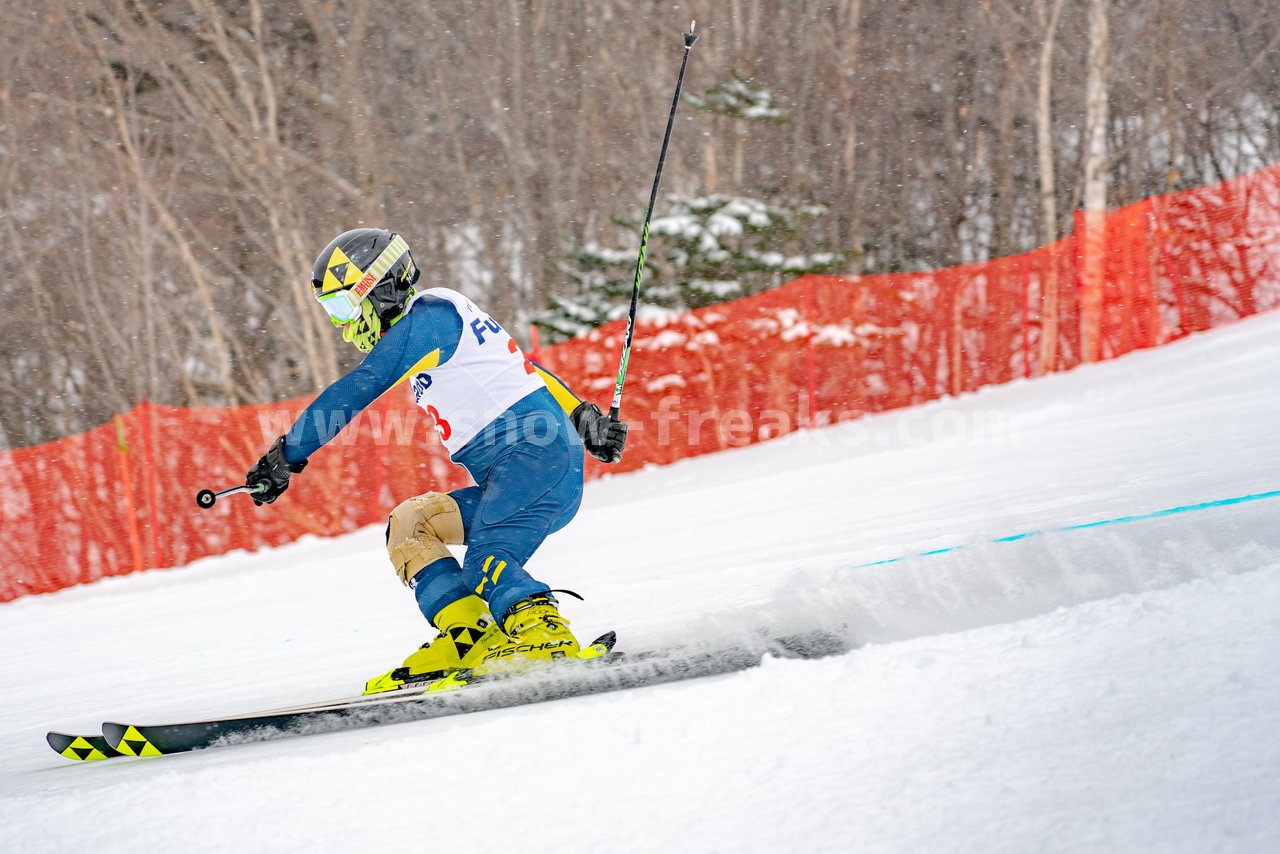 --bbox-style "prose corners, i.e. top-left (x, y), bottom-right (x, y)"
top-left (102, 722), bottom-right (165, 758)
top-left (47, 731), bottom-right (120, 762)
top-left (576, 630), bottom-right (618, 660)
